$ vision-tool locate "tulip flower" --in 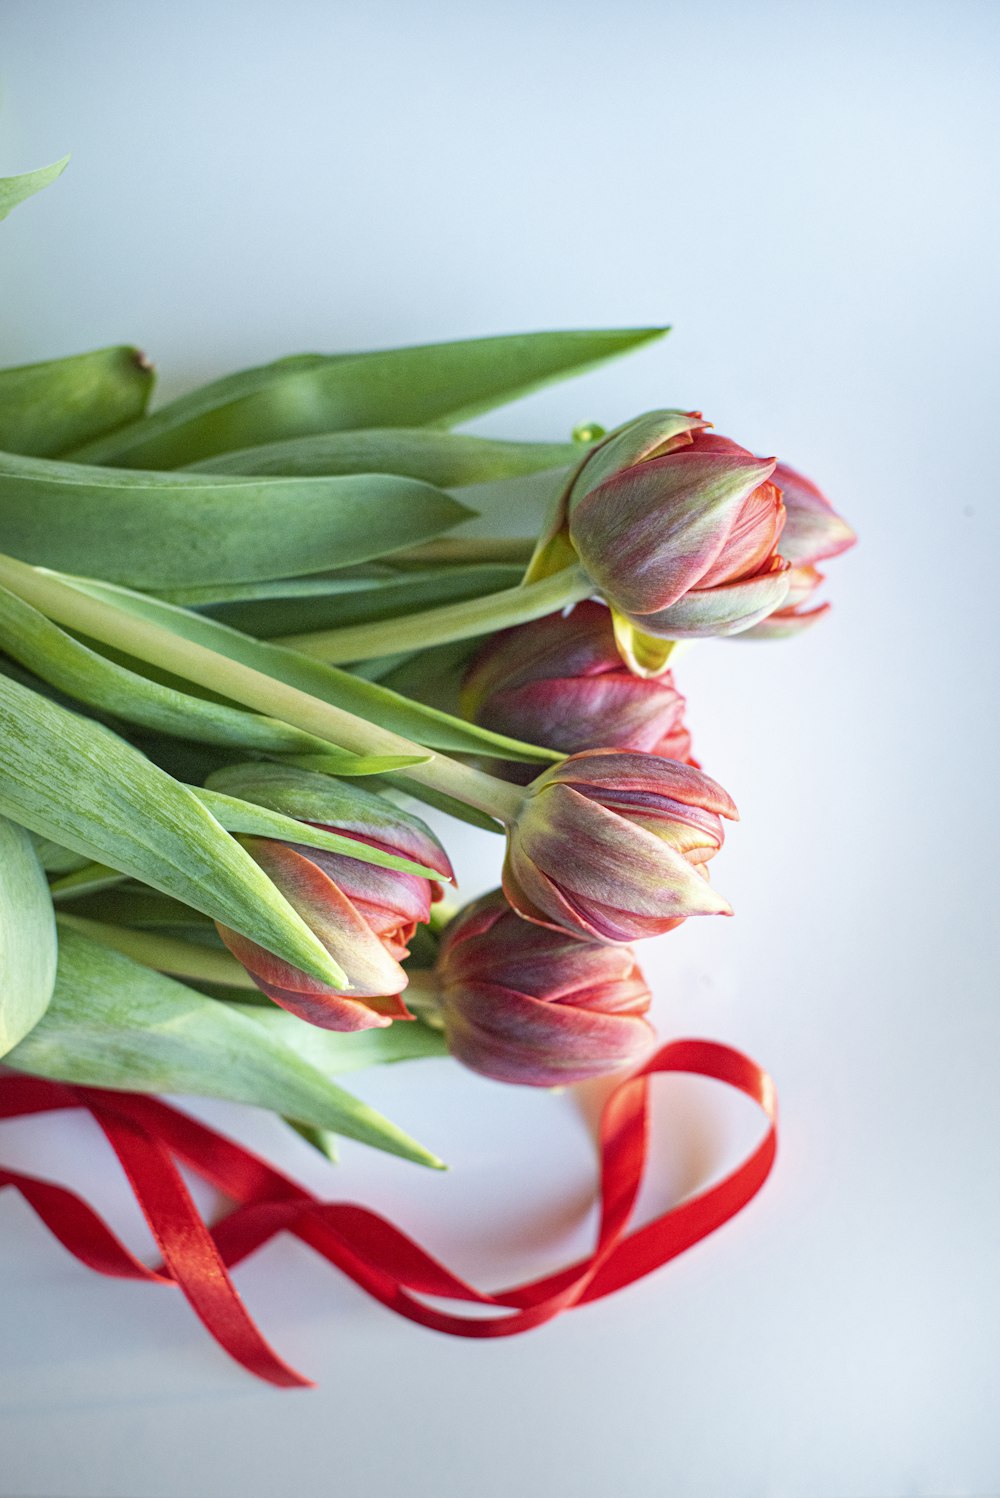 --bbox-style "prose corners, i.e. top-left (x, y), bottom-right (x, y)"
top-left (461, 600), bottom-right (694, 771)
top-left (210, 765), bottom-right (453, 1031)
top-left (503, 749), bottom-right (737, 943)
top-left (521, 410), bottom-right (793, 674)
top-left (435, 889), bottom-right (656, 1085)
